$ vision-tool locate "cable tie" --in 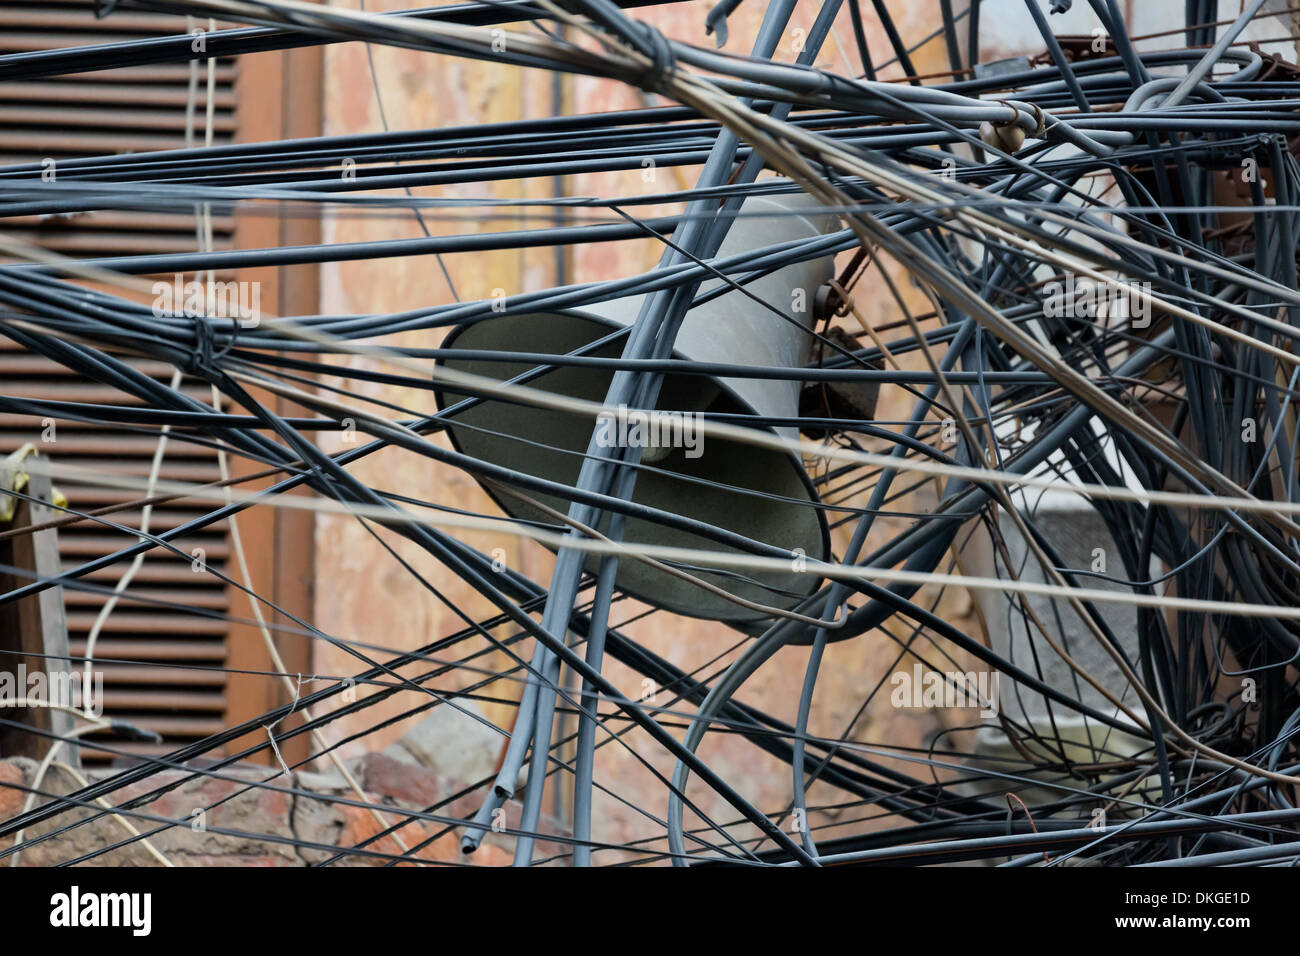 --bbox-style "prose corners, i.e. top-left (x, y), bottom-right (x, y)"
top-left (630, 21), bottom-right (676, 95)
